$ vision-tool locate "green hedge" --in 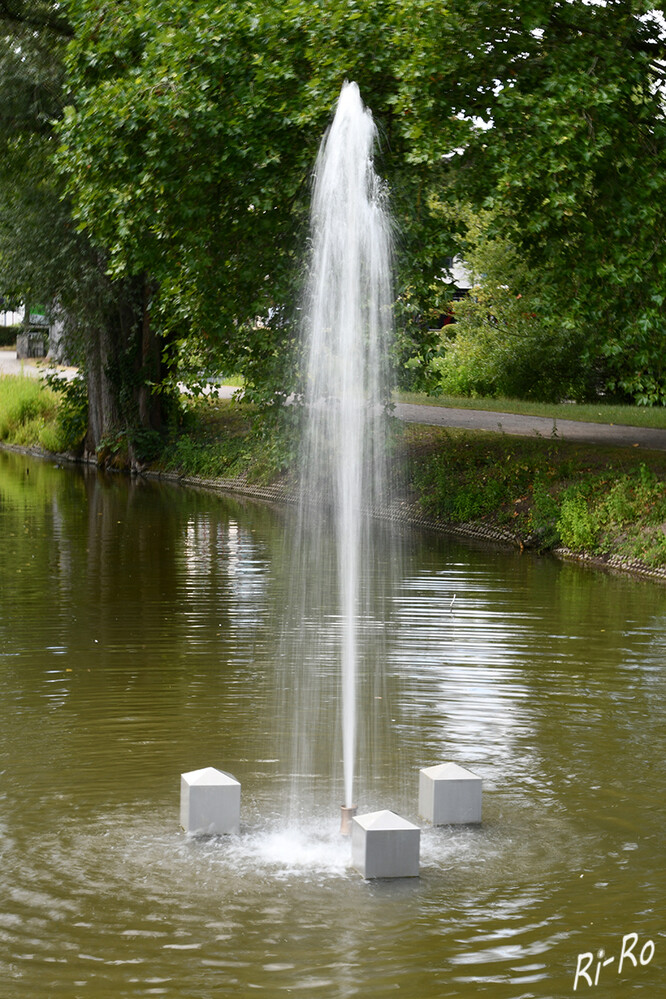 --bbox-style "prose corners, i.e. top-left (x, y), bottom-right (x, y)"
top-left (0, 324), bottom-right (20, 347)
